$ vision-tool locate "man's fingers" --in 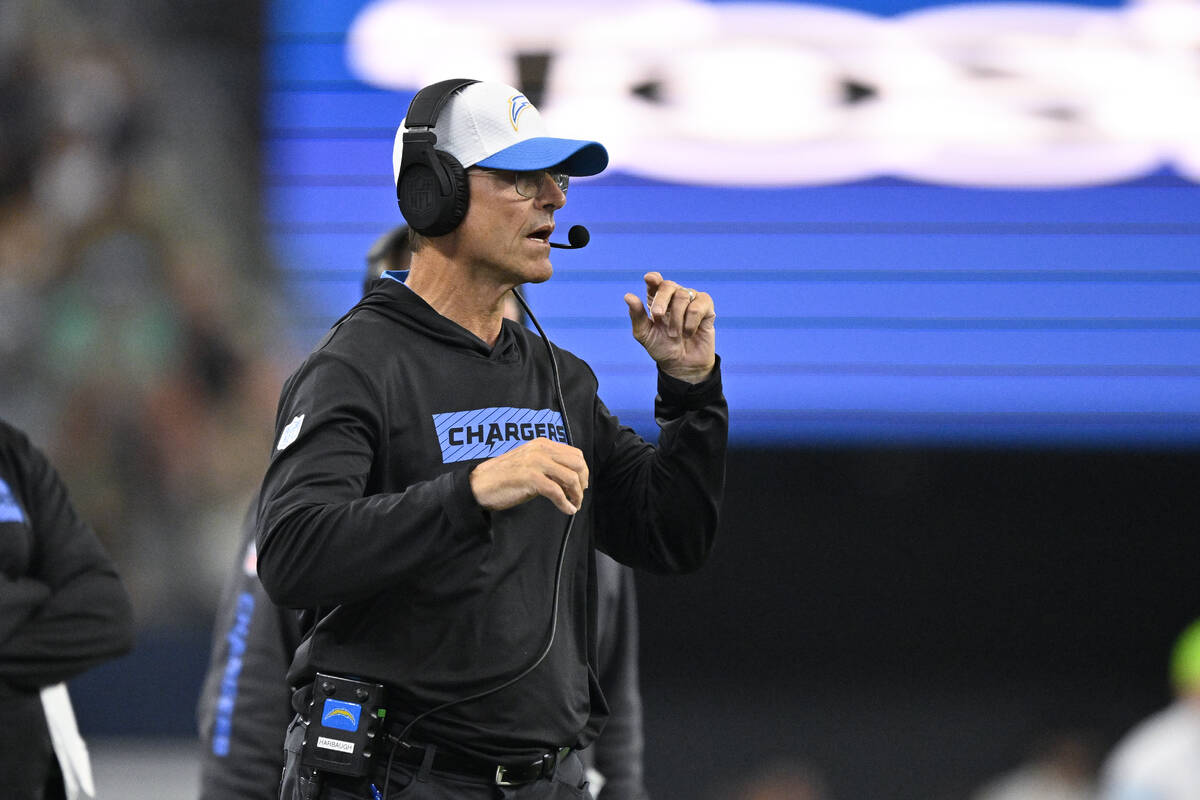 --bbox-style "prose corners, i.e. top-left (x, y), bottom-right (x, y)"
top-left (515, 440), bottom-right (587, 513)
top-left (643, 272), bottom-right (670, 324)
top-left (668, 287), bottom-right (692, 338)
top-left (648, 282), bottom-right (679, 327)
top-left (625, 293), bottom-right (650, 342)
top-left (642, 271), bottom-right (664, 297)
top-left (533, 473), bottom-right (580, 515)
top-left (530, 440), bottom-right (588, 501)
top-left (554, 448), bottom-right (588, 490)
top-left (540, 458), bottom-right (586, 508)
top-left (648, 281), bottom-right (701, 338)
top-left (538, 438), bottom-right (587, 468)
top-left (681, 292), bottom-right (713, 336)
